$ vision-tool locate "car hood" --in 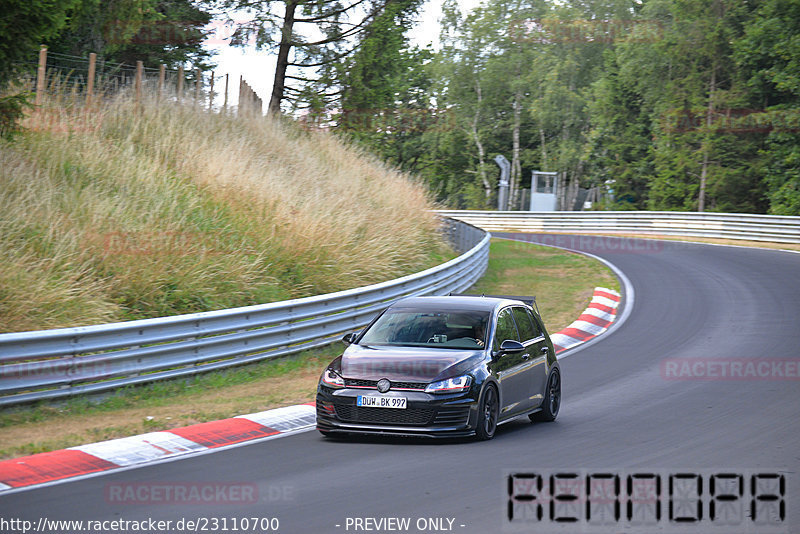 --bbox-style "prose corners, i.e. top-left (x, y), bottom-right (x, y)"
top-left (340, 344), bottom-right (484, 382)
